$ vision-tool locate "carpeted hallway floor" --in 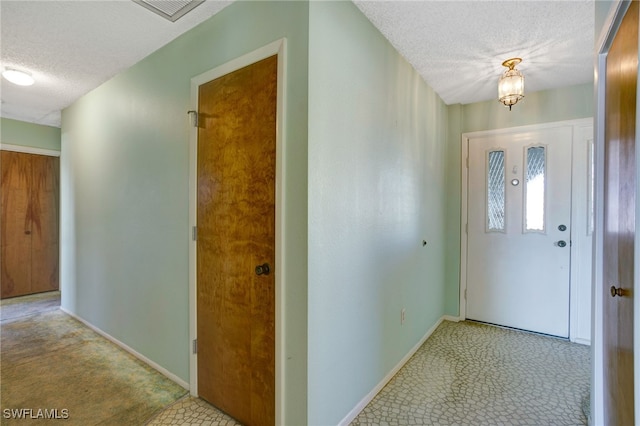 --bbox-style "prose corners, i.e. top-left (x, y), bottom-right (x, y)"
top-left (1, 292), bottom-right (188, 425)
